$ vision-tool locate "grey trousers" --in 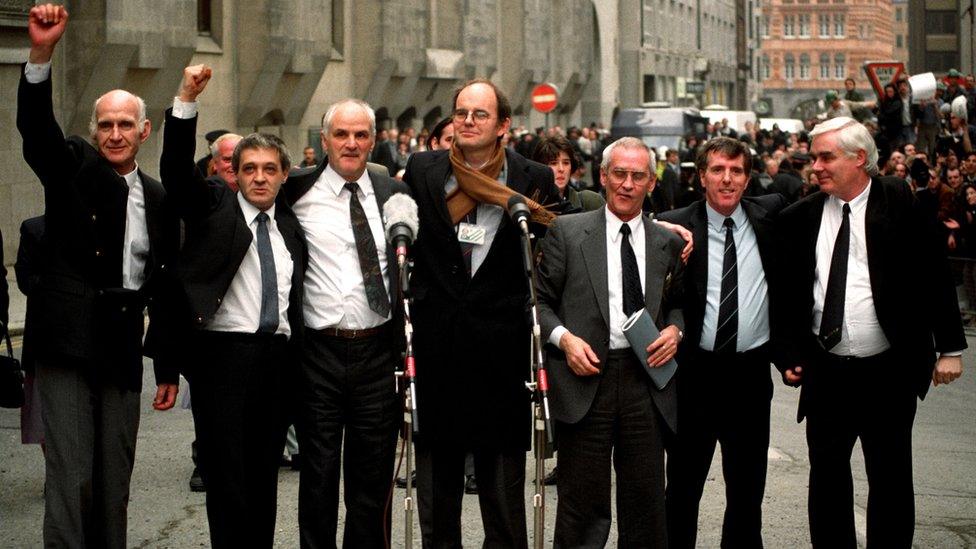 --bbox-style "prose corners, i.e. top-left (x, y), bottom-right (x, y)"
top-left (37, 357), bottom-right (141, 549)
